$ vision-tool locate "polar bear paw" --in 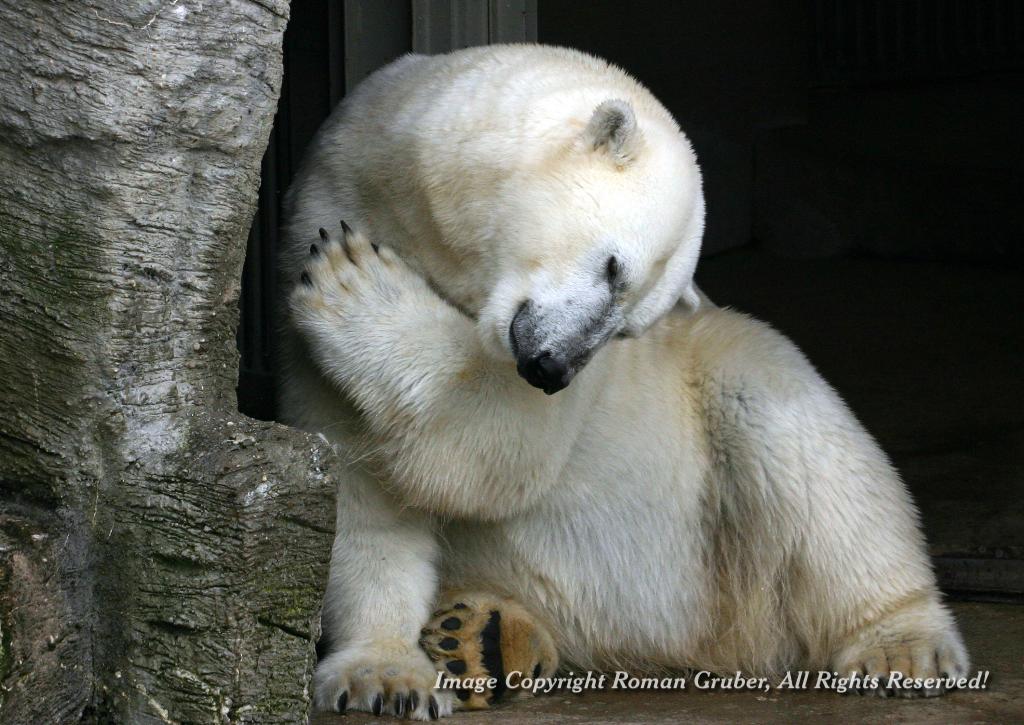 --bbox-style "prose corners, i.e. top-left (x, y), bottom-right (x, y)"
top-left (831, 595), bottom-right (969, 698)
top-left (292, 220), bottom-right (422, 317)
top-left (289, 221), bottom-right (438, 385)
top-left (313, 639), bottom-right (456, 719)
top-left (419, 592), bottom-right (559, 709)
